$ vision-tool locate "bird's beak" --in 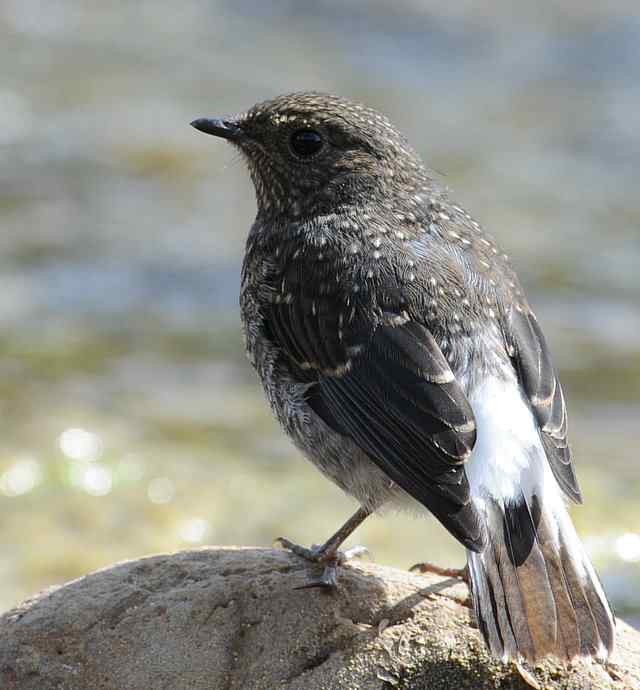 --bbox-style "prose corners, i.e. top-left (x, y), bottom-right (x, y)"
top-left (190, 117), bottom-right (243, 141)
